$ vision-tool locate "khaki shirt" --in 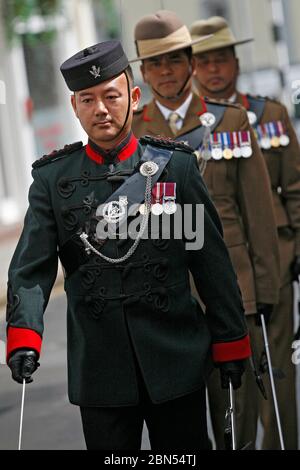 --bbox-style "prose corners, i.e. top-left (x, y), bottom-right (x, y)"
top-left (133, 93), bottom-right (280, 313)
